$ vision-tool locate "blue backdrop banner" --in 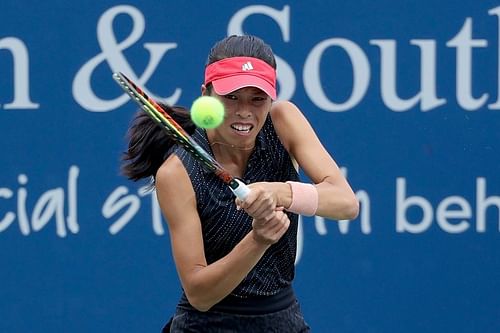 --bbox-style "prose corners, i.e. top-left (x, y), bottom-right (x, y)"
top-left (1, 1), bottom-right (499, 332)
